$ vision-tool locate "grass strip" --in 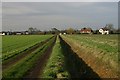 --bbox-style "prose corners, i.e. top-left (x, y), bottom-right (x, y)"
top-left (41, 36), bottom-right (69, 79)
